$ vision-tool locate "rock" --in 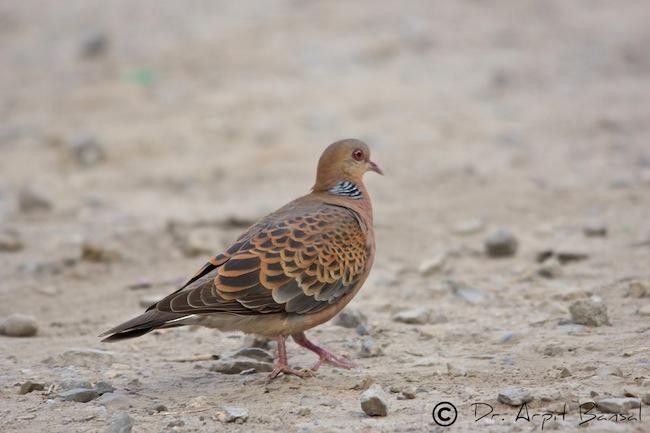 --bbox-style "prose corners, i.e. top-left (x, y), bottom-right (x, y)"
top-left (210, 359), bottom-right (273, 374)
top-left (17, 188), bottom-right (52, 213)
top-left (51, 348), bottom-right (115, 368)
top-left (358, 337), bottom-right (383, 358)
top-left (0, 314), bottom-right (38, 337)
top-left (69, 134), bottom-right (105, 167)
top-left (484, 229), bottom-right (518, 257)
top-left (583, 222), bottom-right (607, 237)
top-left (452, 218), bottom-right (485, 235)
top-left (333, 307), bottom-right (367, 328)
top-left (446, 363), bottom-right (468, 377)
top-left (498, 388), bottom-right (532, 406)
top-left (81, 241), bottom-right (120, 263)
top-left (18, 381), bottom-right (45, 394)
top-left (80, 32), bottom-right (109, 59)
top-left (138, 295), bottom-right (163, 309)
top-left (558, 367), bottom-right (572, 378)
top-left (360, 384), bottom-right (389, 416)
top-left (392, 307), bottom-right (430, 324)
top-left (625, 281), bottom-right (647, 298)
top-left (228, 347), bottom-right (274, 363)
top-left (154, 404), bottom-right (168, 412)
top-left (58, 388), bottom-right (100, 403)
top-left (638, 305), bottom-right (650, 316)
top-left (105, 412), bottom-right (133, 433)
top-left (569, 299), bottom-right (610, 326)
top-left (94, 381), bottom-right (115, 395)
top-left (0, 229), bottom-right (23, 252)
top-left (642, 393), bottom-right (650, 405)
top-left (418, 253), bottom-right (446, 276)
top-left (596, 398), bottom-right (641, 414)
top-left (96, 392), bottom-right (130, 410)
top-left (542, 344), bottom-right (565, 357)
top-left (351, 376), bottom-right (375, 391)
top-left (537, 257), bottom-right (562, 279)
top-left (449, 281), bottom-right (487, 304)
top-left (356, 324), bottom-right (370, 336)
top-left (539, 248), bottom-right (590, 264)
top-left (399, 386), bottom-right (417, 400)
top-left (216, 406), bottom-right (249, 423)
